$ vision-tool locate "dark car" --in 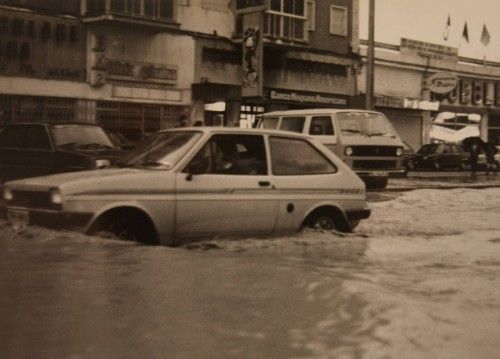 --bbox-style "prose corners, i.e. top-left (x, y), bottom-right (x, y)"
top-left (401, 141), bottom-right (415, 173)
top-left (406, 142), bottom-right (469, 171)
top-left (0, 122), bottom-right (122, 183)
